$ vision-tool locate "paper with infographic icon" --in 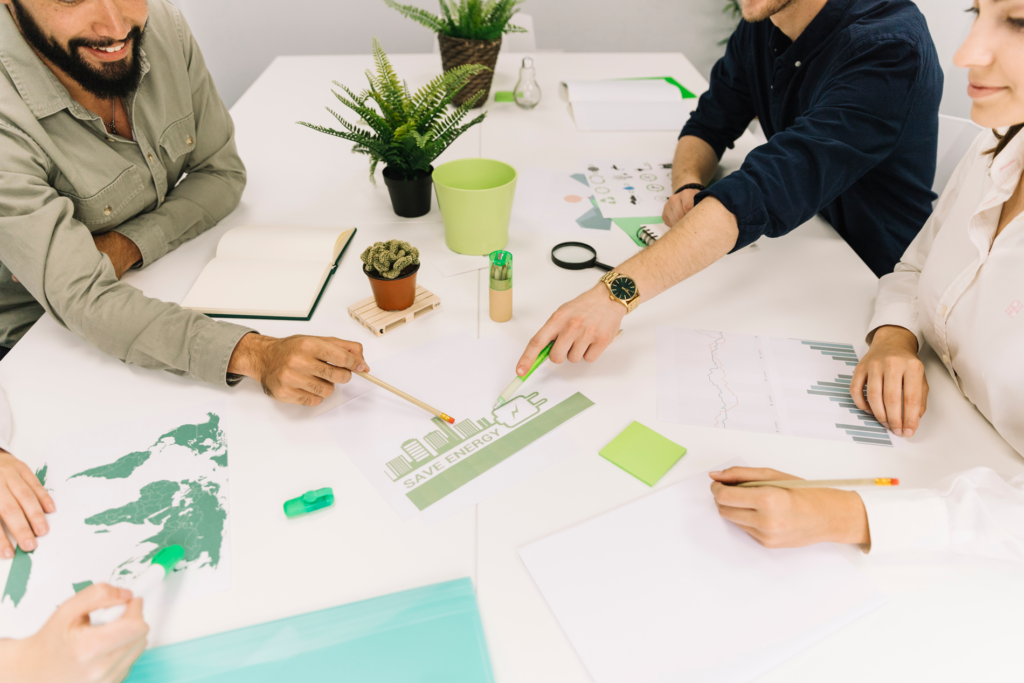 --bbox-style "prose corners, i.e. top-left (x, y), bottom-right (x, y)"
top-left (581, 159), bottom-right (674, 219)
top-left (317, 335), bottom-right (595, 522)
top-left (0, 407), bottom-right (232, 638)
